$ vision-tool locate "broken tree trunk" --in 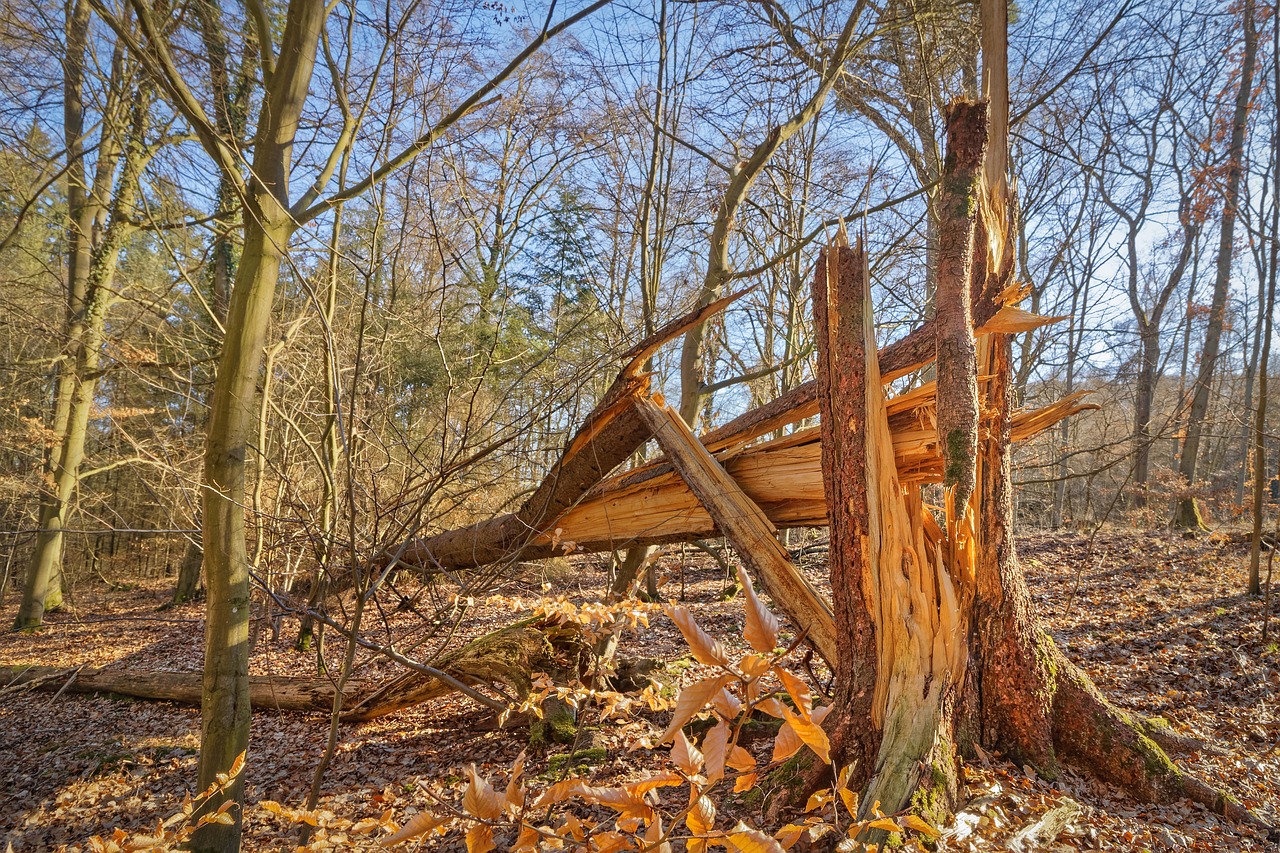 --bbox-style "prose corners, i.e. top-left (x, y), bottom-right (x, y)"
top-left (815, 227), bottom-right (974, 821)
top-left (935, 98), bottom-right (987, 512)
top-left (1, 665), bottom-right (367, 712)
top-left (634, 394), bottom-right (837, 661)
top-left (388, 373), bottom-right (1092, 573)
top-left (372, 290), bottom-right (752, 579)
